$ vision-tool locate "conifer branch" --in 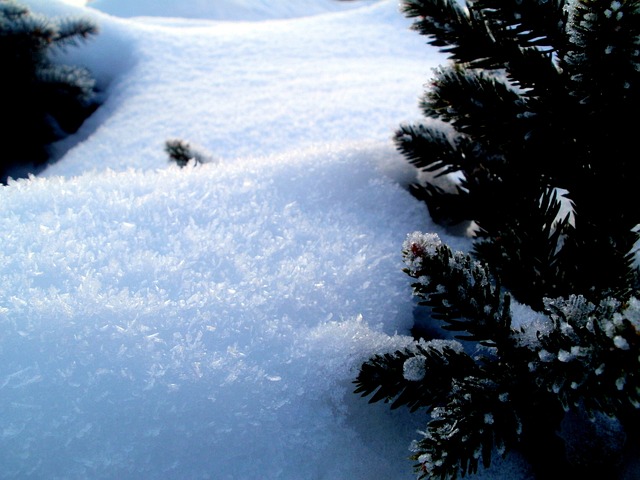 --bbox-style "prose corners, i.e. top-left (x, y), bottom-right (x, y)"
top-left (51, 17), bottom-right (99, 51)
top-left (0, 0), bottom-right (99, 182)
top-left (354, 340), bottom-right (478, 412)
top-left (165, 138), bottom-right (215, 168)
top-left (355, 340), bottom-right (523, 479)
top-left (356, 234), bottom-right (639, 478)
top-left (533, 295), bottom-right (640, 416)
top-left (394, 123), bottom-right (463, 175)
top-left (409, 373), bottom-right (522, 480)
top-left (420, 67), bottom-right (527, 151)
top-left (402, 232), bottom-right (513, 348)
